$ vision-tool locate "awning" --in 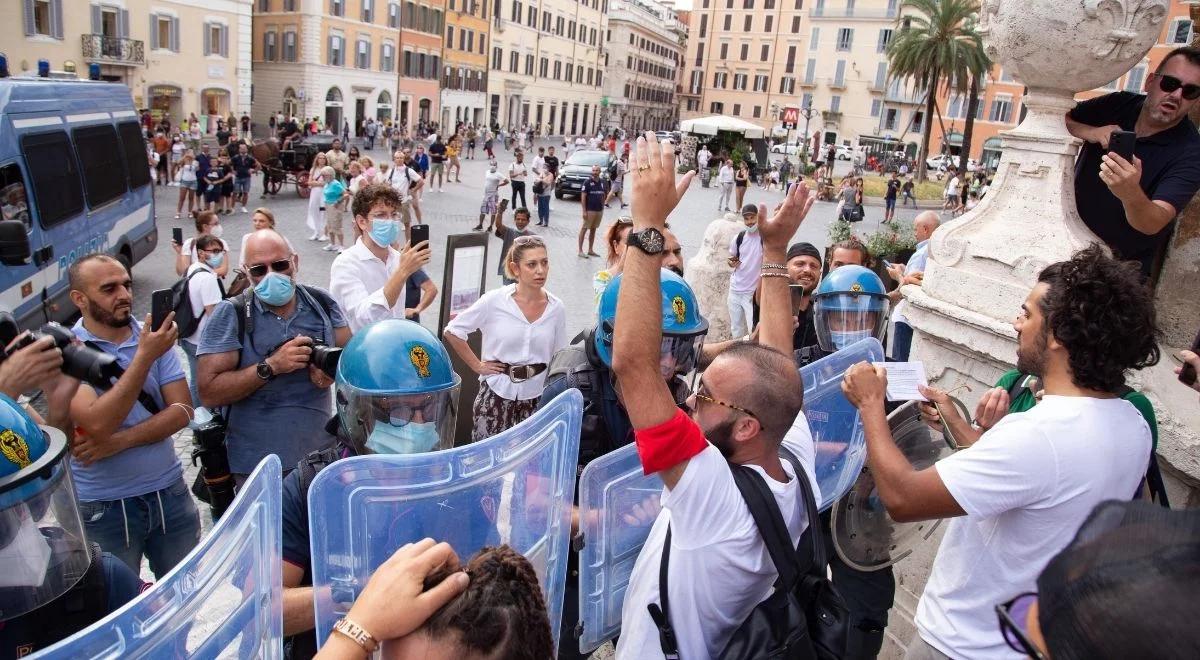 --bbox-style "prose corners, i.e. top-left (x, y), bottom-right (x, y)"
top-left (943, 131), bottom-right (964, 147)
top-left (982, 136), bottom-right (1003, 151)
top-left (680, 115), bottom-right (766, 139)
